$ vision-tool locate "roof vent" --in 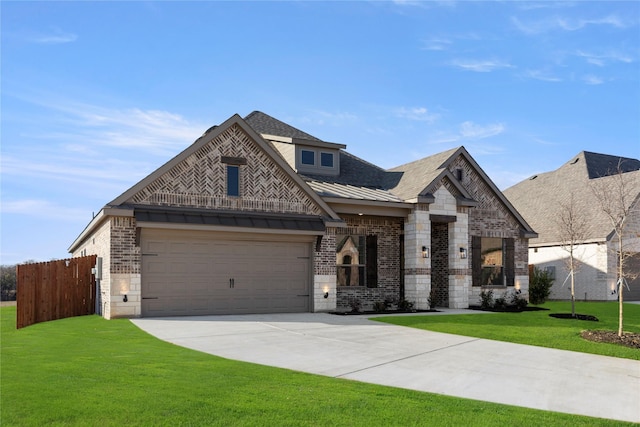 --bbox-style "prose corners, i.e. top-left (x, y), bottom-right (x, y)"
top-left (570, 157), bottom-right (580, 165)
top-left (529, 175), bottom-right (538, 180)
